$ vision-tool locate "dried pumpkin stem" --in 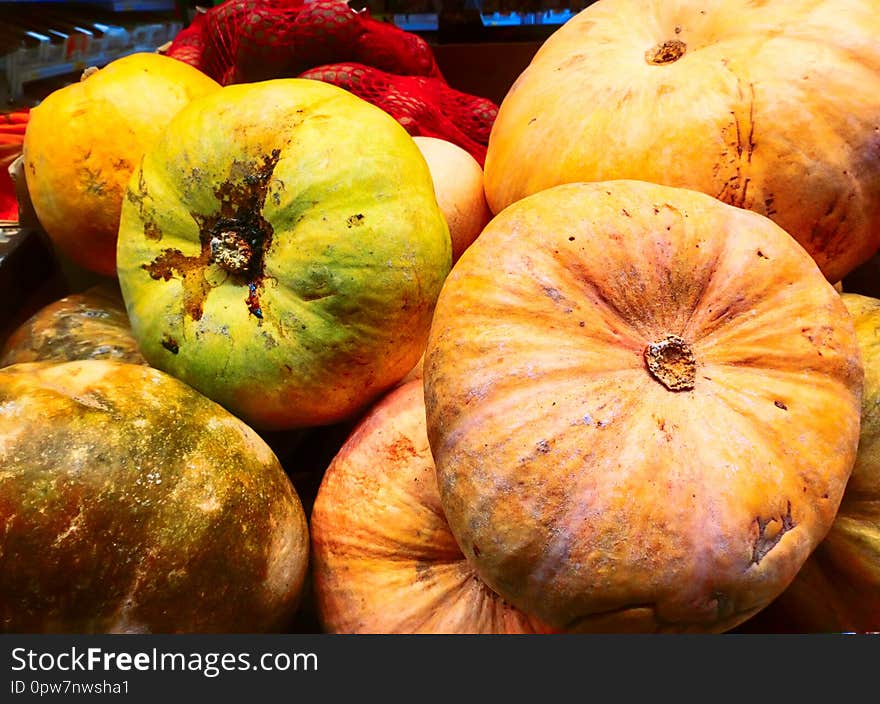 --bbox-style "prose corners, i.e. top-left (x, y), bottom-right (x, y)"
top-left (644, 334), bottom-right (696, 391)
top-left (646, 39), bottom-right (687, 65)
top-left (210, 229), bottom-right (254, 275)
